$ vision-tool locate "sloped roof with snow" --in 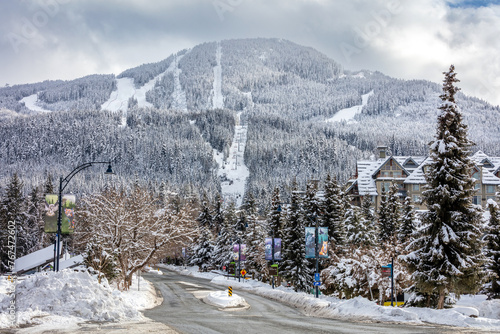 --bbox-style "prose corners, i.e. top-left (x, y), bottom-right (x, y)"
top-left (350, 152), bottom-right (500, 195)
